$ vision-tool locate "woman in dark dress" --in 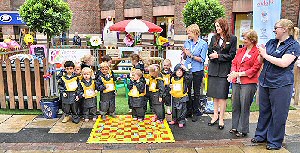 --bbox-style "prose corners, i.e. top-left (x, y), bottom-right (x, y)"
top-left (207, 18), bottom-right (237, 130)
